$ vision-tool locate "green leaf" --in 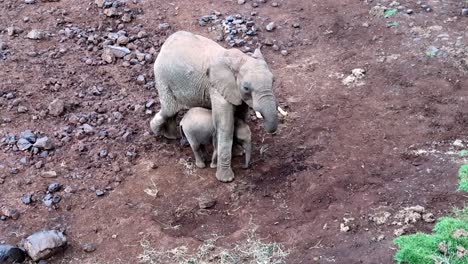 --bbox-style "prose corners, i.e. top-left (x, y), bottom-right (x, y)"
top-left (384, 9), bottom-right (398, 17)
